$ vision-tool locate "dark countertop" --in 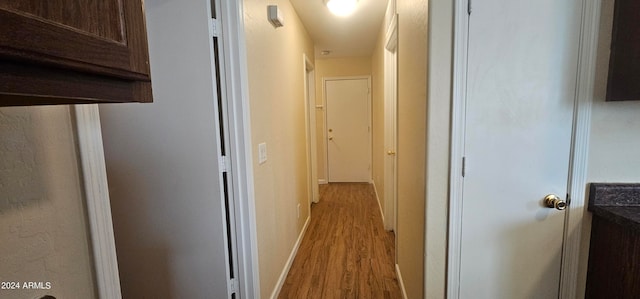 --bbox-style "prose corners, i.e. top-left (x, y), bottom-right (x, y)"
top-left (589, 183), bottom-right (640, 231)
